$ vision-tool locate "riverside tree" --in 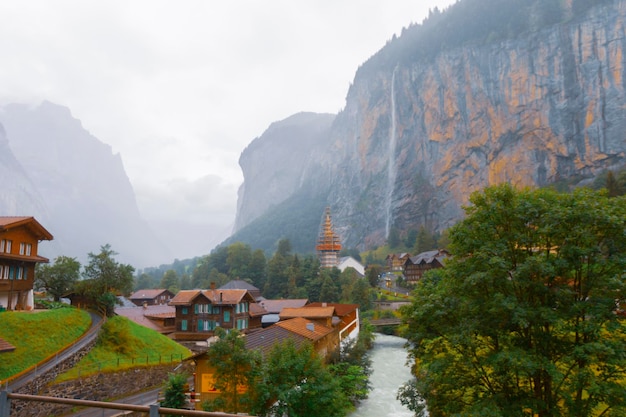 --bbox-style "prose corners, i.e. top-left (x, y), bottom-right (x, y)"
top-left (400, 184), bottom-right (626, 417)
